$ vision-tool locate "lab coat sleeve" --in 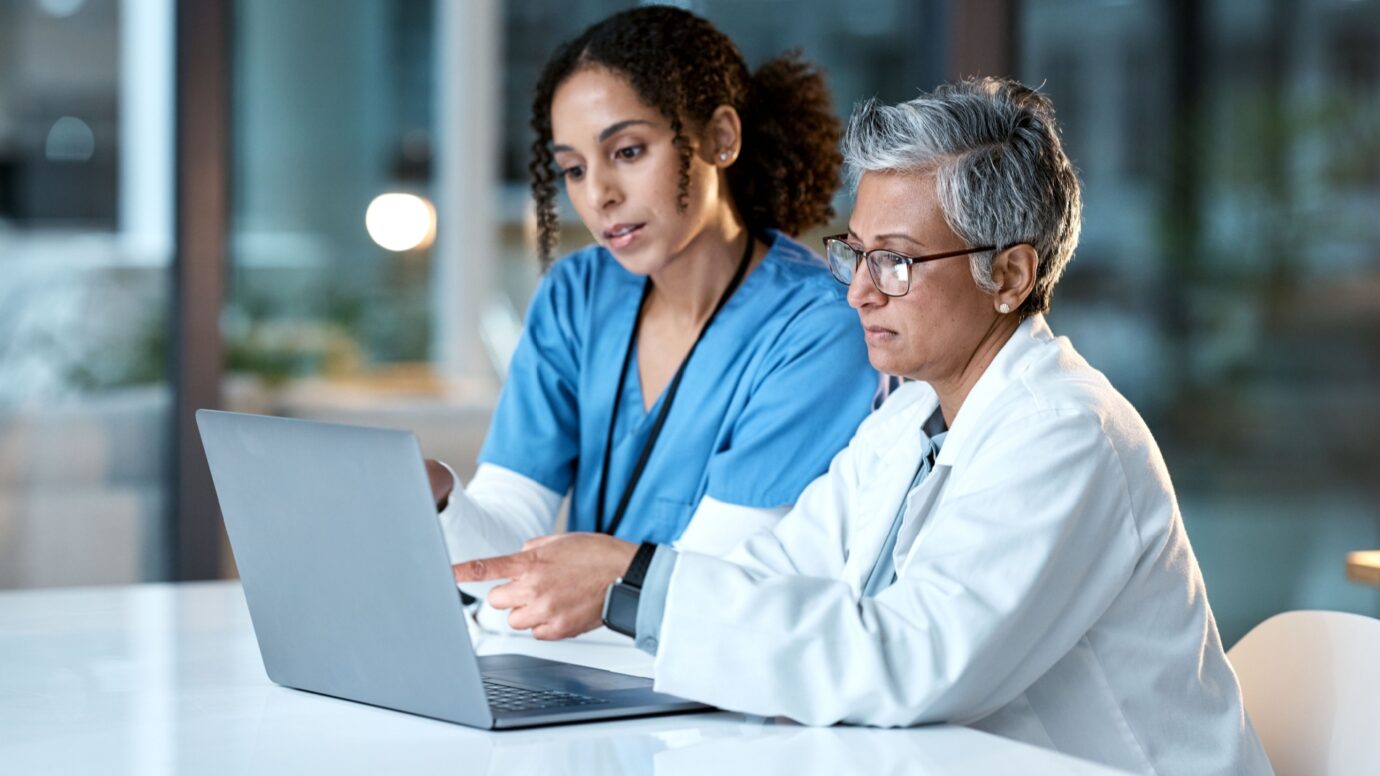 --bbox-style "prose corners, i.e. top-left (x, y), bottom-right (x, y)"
top-left (672, 495), bottom-right (789, 557)
top-left (651, 409), bottom-right (1144, 727)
